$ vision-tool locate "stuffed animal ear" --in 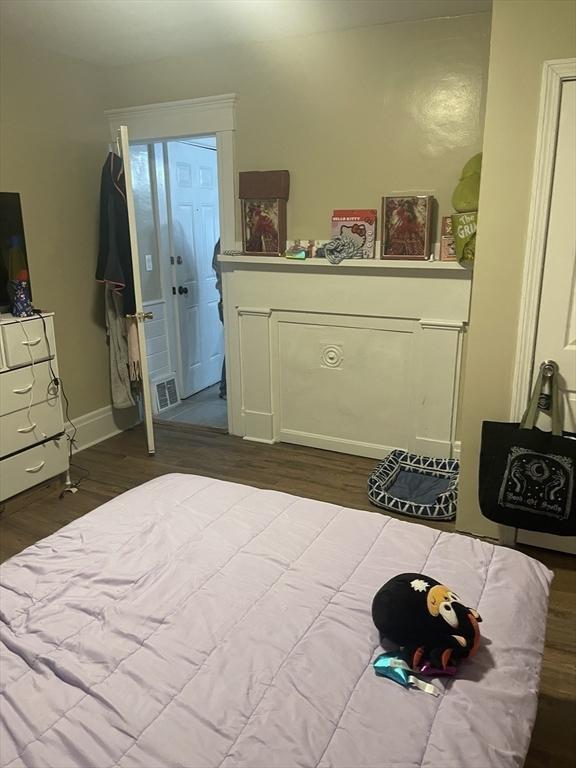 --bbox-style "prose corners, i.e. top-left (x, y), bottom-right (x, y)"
top-left (469, 609), bottom-right (482, 622)
top-left (441, 649), bottom-right (453, 669)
